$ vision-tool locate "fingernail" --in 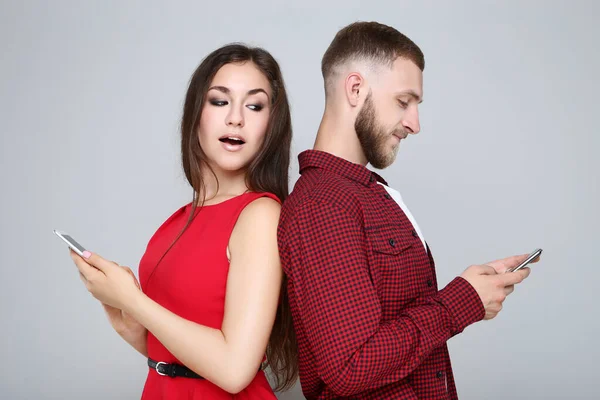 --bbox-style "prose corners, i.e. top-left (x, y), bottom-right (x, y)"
top-left (82, 251), bottom-right (92, 259)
